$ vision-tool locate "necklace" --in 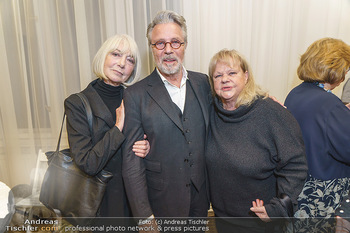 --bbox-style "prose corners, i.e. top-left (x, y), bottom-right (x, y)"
top-left (315, 82), bottom-right (332, 93)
